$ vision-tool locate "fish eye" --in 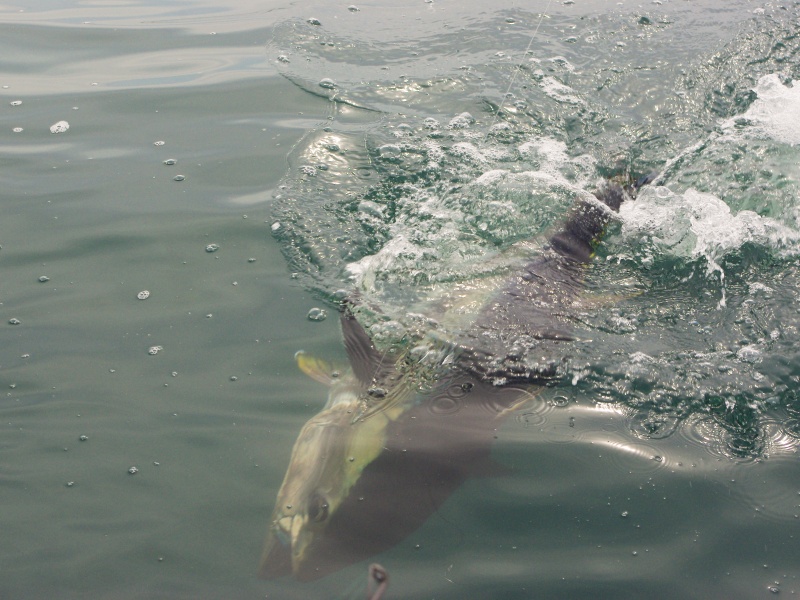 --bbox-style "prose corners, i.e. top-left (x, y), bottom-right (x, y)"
top-left (308, 493), bottom-right (329, 523)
